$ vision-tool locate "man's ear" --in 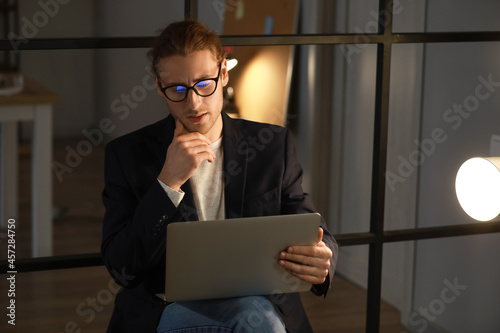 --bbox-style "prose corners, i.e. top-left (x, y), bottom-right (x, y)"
top-left (221, 58), bottom-right (229, 87)
top-left (154, 75), bottom-right (165, 98)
